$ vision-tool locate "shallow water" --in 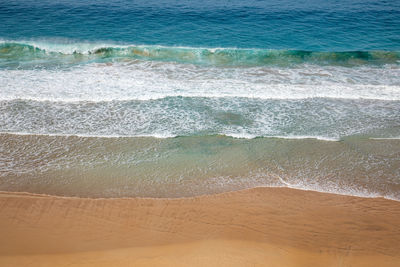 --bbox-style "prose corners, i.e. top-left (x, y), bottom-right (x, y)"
top-left (1, 134), bottom-right (399, 199)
